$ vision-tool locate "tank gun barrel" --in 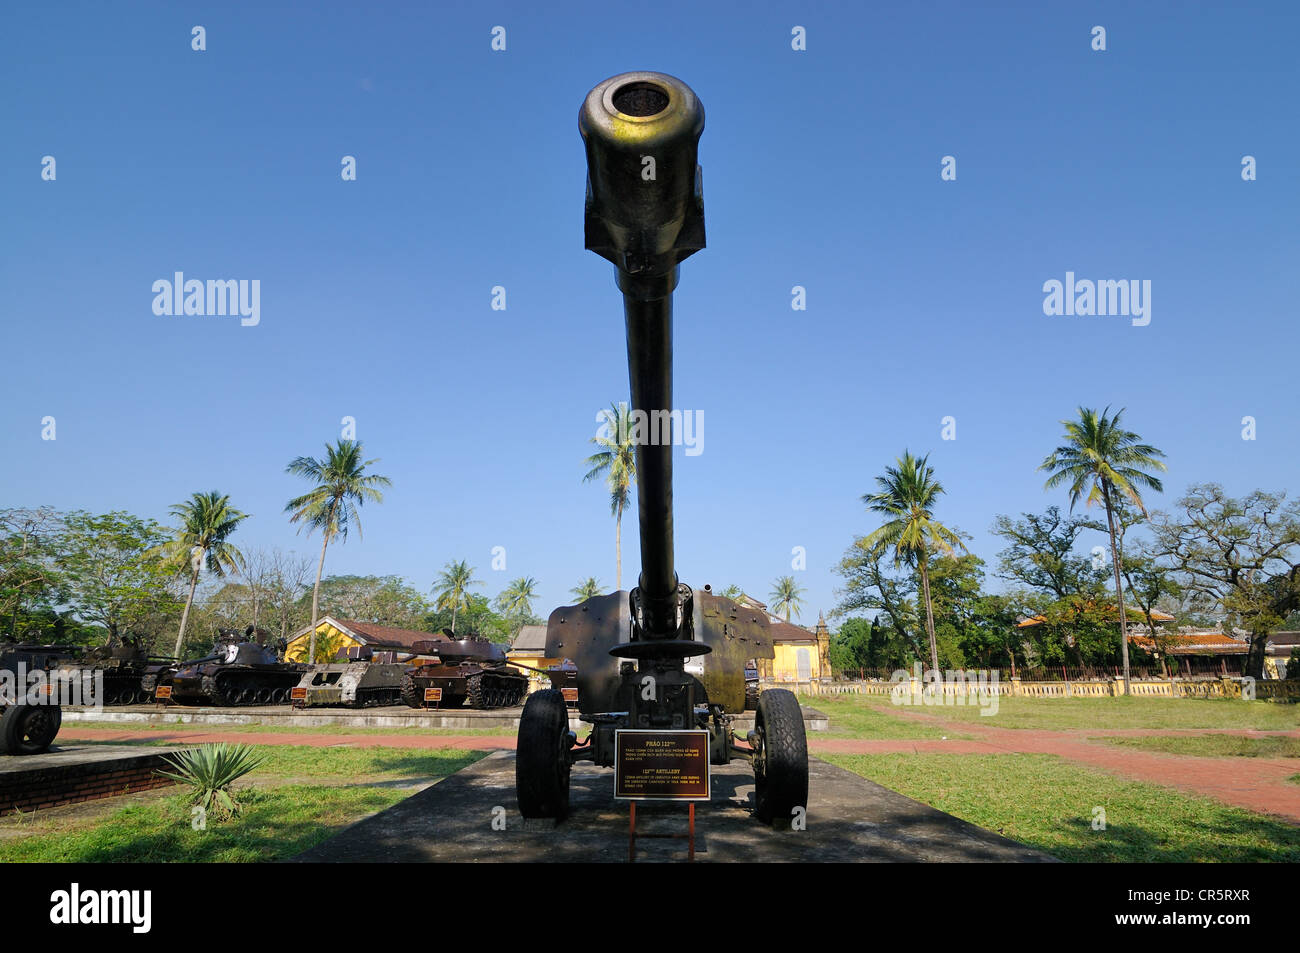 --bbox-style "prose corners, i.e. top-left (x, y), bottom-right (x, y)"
top-left (579, 71), bottom-right (705, 641)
